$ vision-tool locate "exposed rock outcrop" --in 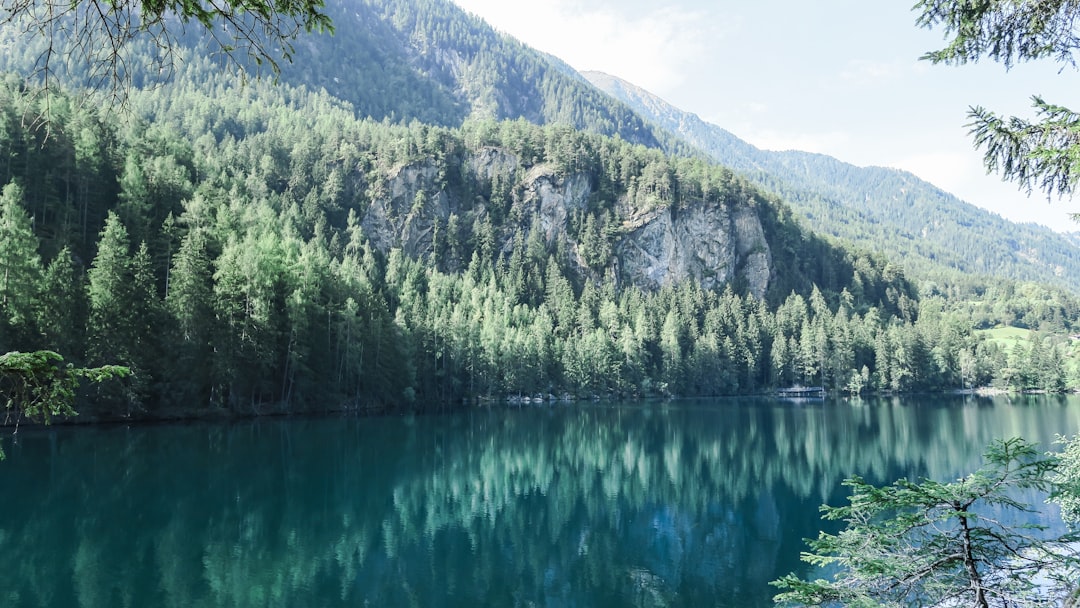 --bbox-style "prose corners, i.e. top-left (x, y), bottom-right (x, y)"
top-left (617, 198), bottom-right (771, 298)
top-left (519, 166), bottom-right (591, 243)
top-left (355, 148), bottom-right (773, 297)
top-left (361, 162), bottom-right (454, 257)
